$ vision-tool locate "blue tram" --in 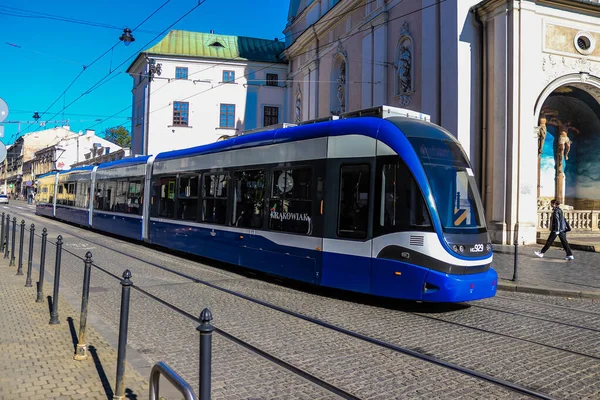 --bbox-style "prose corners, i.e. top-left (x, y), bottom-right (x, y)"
top-left (36, 106), bottom-right (497, 302)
